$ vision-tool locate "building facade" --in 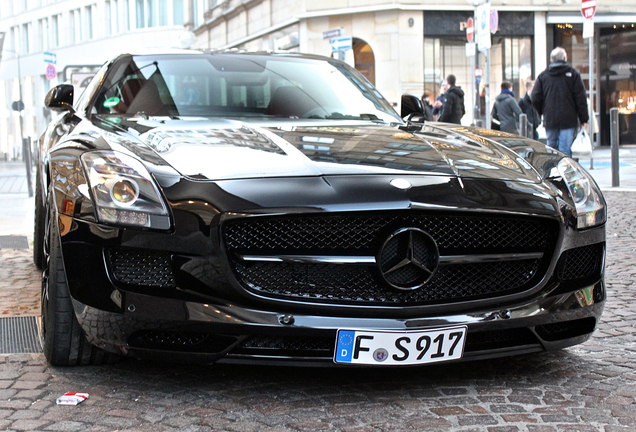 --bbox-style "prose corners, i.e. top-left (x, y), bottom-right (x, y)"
top-left (195, 0), bottom-right (636, 146)
top-left (0, 0), bottom-right (189, 160)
